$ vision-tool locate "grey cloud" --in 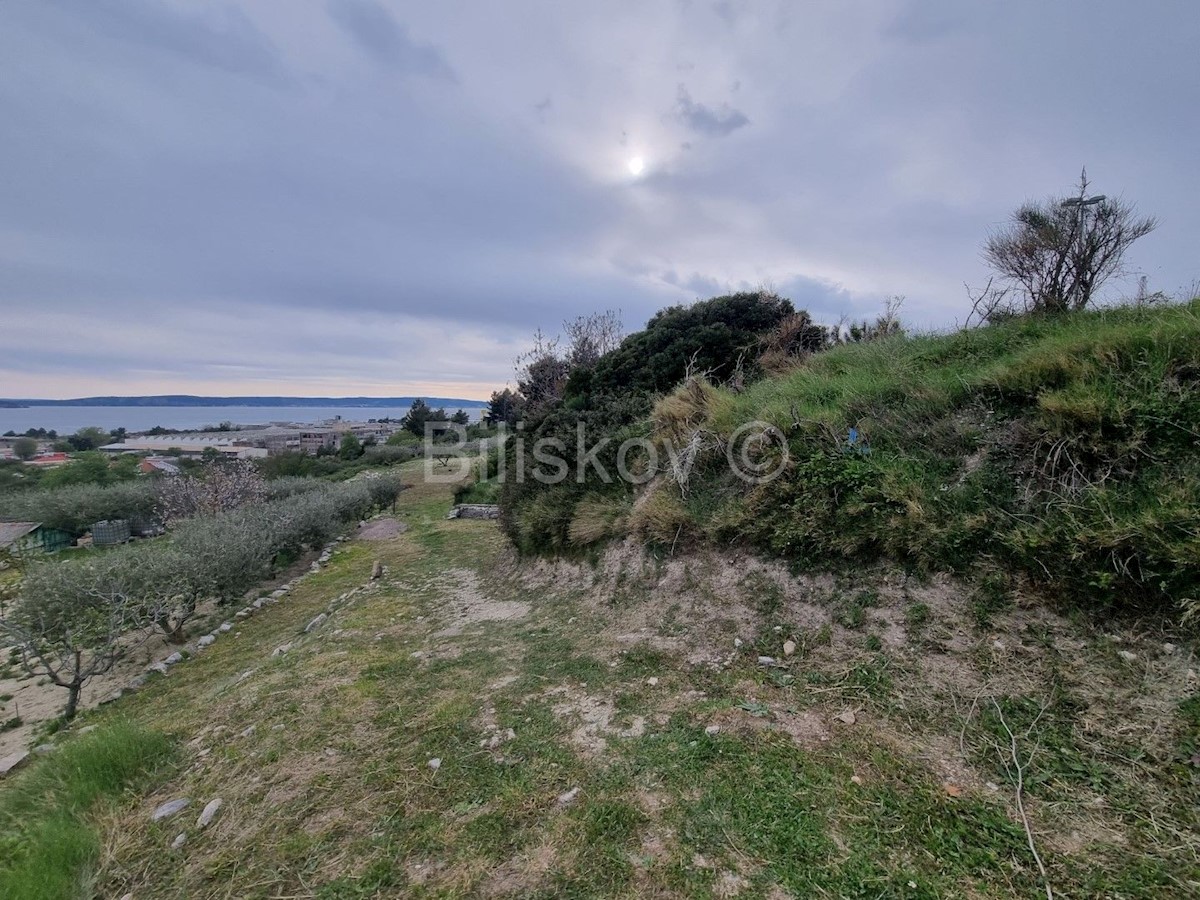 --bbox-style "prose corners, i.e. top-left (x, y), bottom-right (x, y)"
top-left (0, 1), bottom-right (1197, 398)
top-left (675, 85), bottom-right (749, 137)
top-left (59, 0), bottom-right (287, 83)
top-left (327, 0), bottom-right (456, 81)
